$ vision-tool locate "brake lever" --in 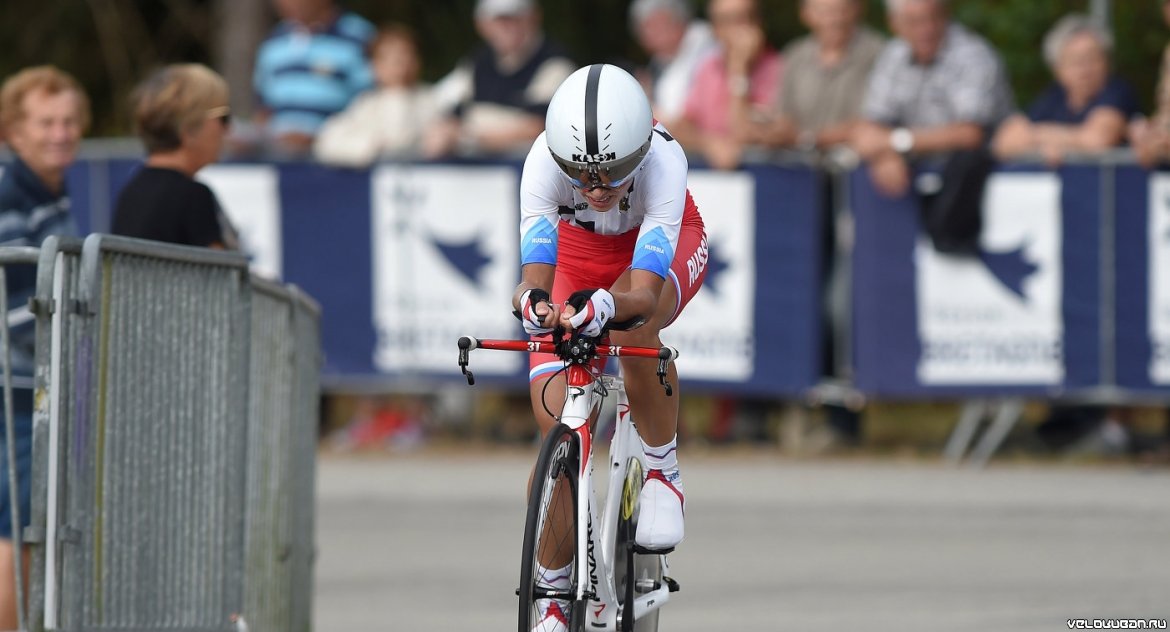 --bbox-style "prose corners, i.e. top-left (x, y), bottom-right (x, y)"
top-left (656, 357), bottom-right (673, 397)
top-left (457, 337), bottom-right (475, 386)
